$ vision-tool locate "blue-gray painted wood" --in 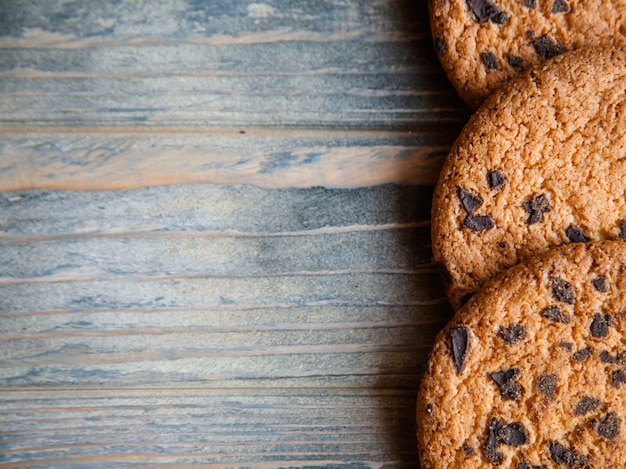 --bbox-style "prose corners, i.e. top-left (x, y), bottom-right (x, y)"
top-left (0, 0), bottom-right (469, 467)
